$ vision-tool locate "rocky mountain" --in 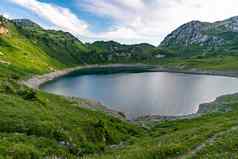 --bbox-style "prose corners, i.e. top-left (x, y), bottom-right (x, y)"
top-left (160, 16), bottom-right (238, 55)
